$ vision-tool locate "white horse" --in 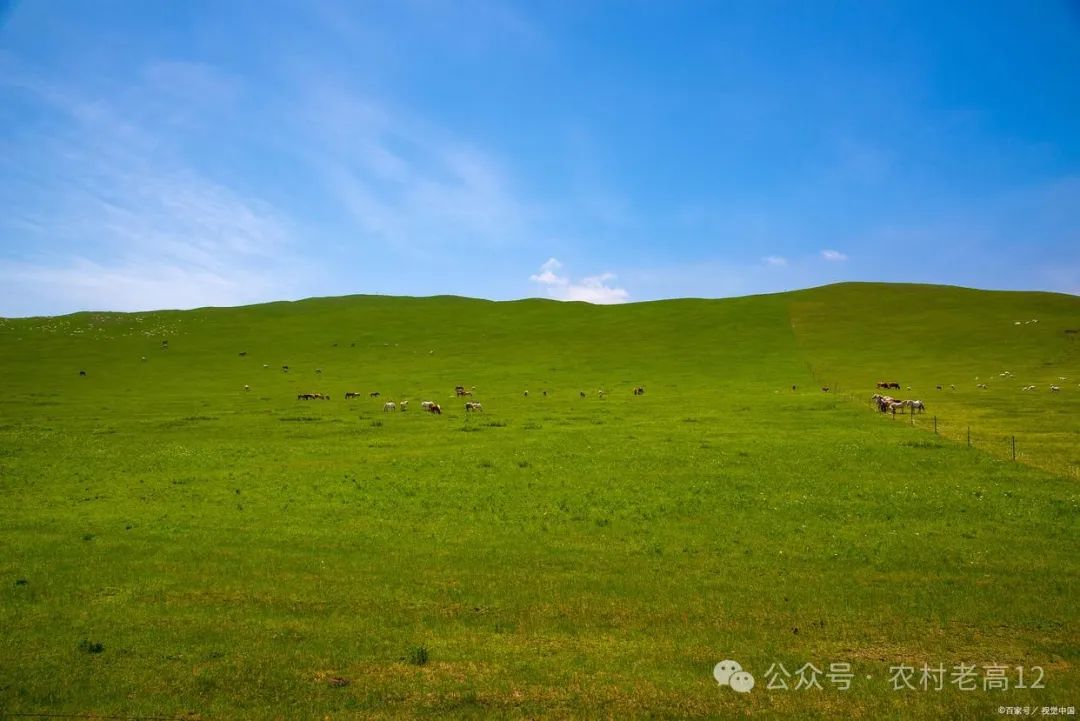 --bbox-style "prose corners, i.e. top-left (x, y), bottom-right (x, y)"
top-left (383, 401), bottom-right (396, 412)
